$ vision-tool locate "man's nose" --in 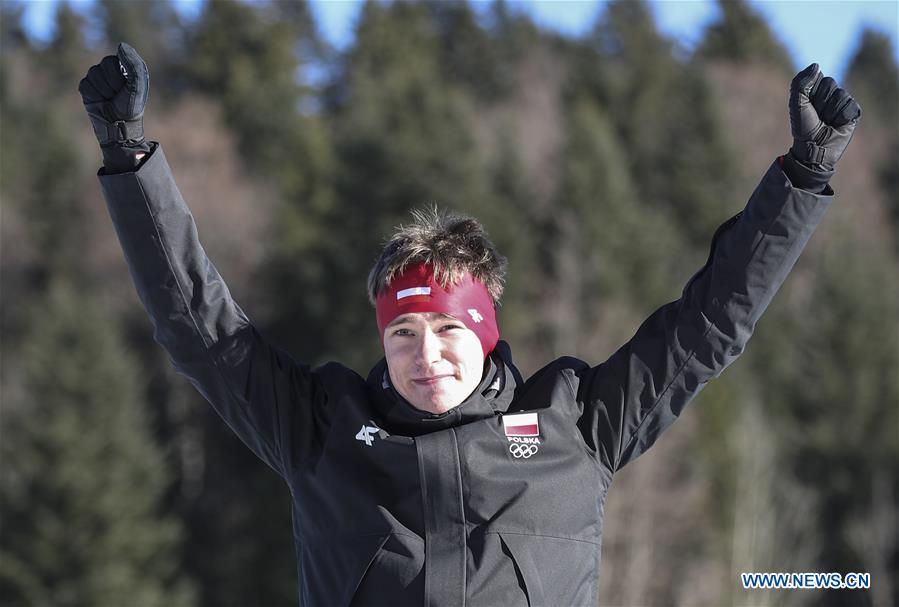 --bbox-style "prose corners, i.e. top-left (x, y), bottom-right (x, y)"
top-left (415, 329), bottom-right (442, 365)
